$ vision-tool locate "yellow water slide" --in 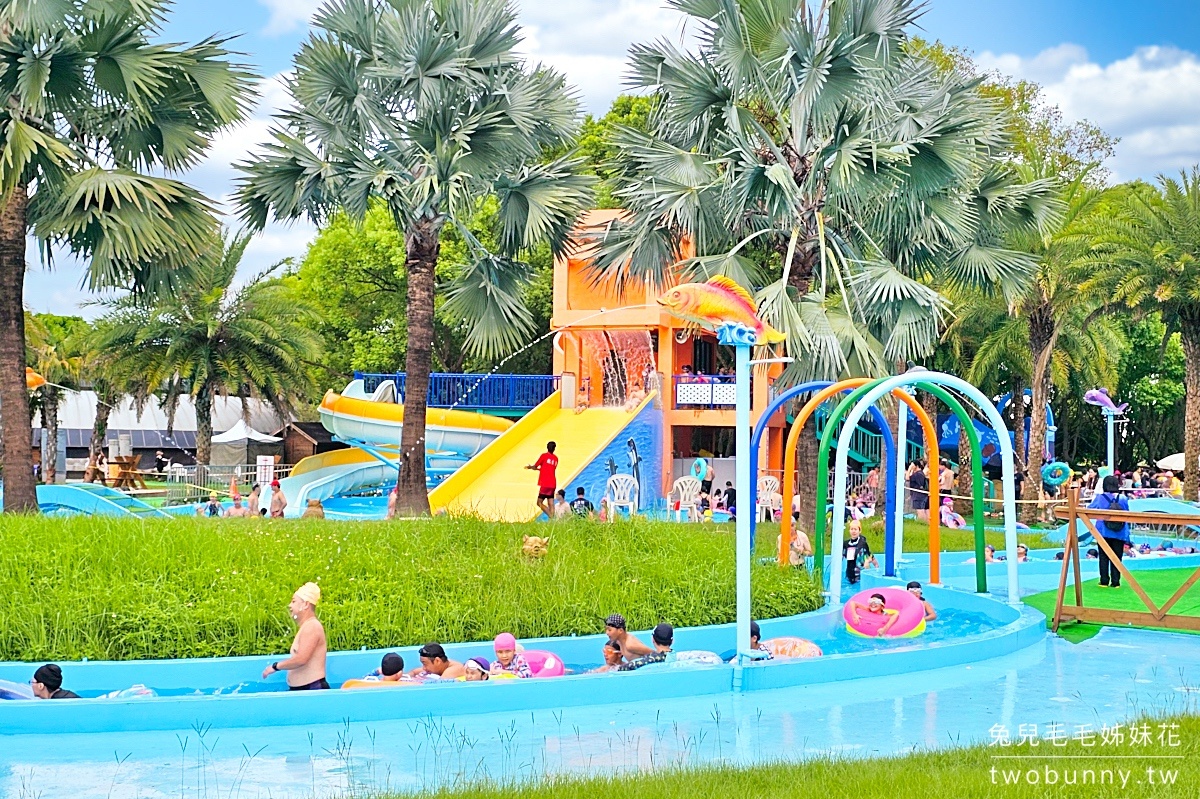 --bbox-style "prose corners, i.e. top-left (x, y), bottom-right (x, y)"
top-left (428, 391), bottom-right (654, 522)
